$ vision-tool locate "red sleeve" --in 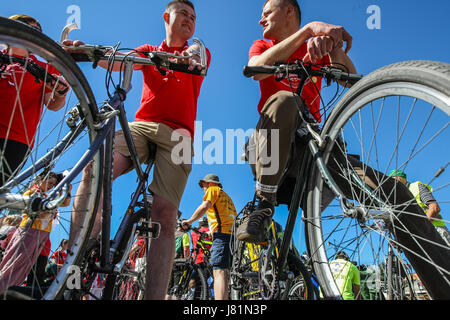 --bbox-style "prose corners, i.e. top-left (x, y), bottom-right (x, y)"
top-left (35, 59), bottom-right (61, 95)
top-left (249, 39), bottom-right (270, 61)
top-left (134, 44), bottom-right (157, 58)
top-left (205, 48), bottom-right (212, 70)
